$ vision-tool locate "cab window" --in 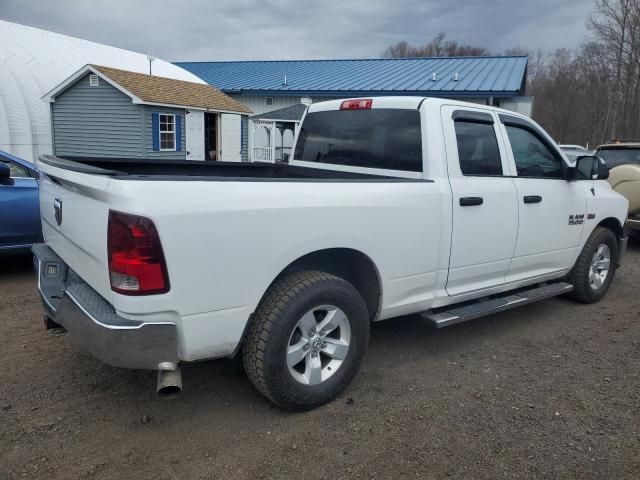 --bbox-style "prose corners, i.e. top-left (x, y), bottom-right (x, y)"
top-left (505, 126), bottom-right (564, 179)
